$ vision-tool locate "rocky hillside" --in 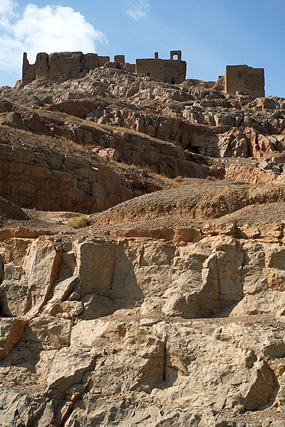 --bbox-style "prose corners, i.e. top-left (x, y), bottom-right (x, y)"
top-left (0, 65), bottom-right (285, 426)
